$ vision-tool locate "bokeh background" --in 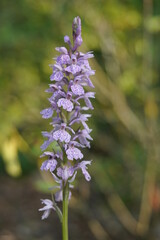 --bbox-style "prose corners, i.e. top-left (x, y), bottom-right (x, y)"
top-left (0, 0), bottom-right (160, 239)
